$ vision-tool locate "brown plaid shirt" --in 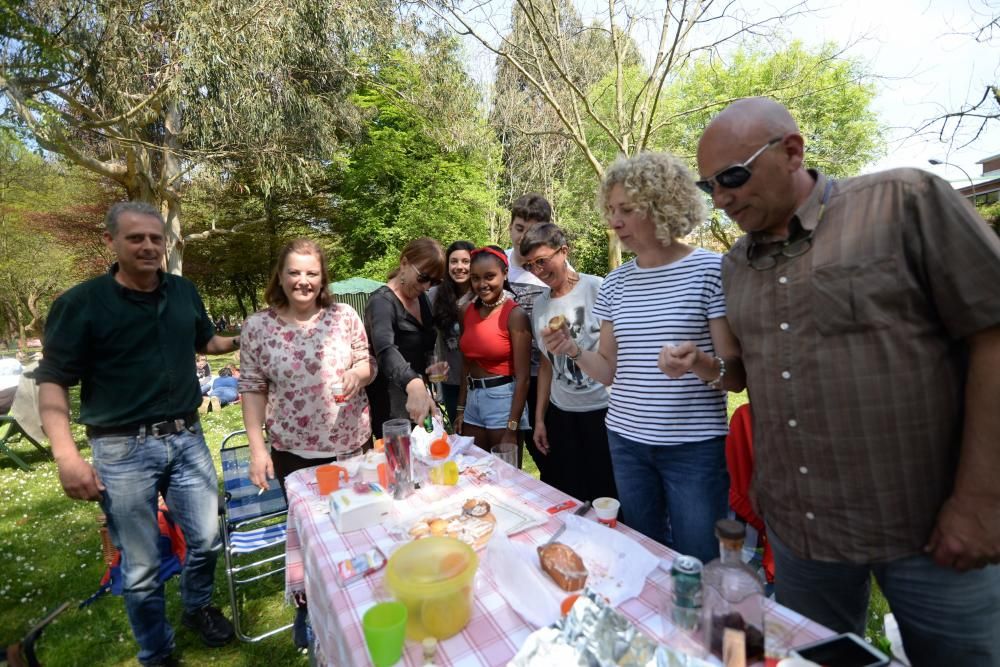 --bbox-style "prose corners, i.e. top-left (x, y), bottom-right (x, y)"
top-left (722, 169), bottom-right (1000, 562)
